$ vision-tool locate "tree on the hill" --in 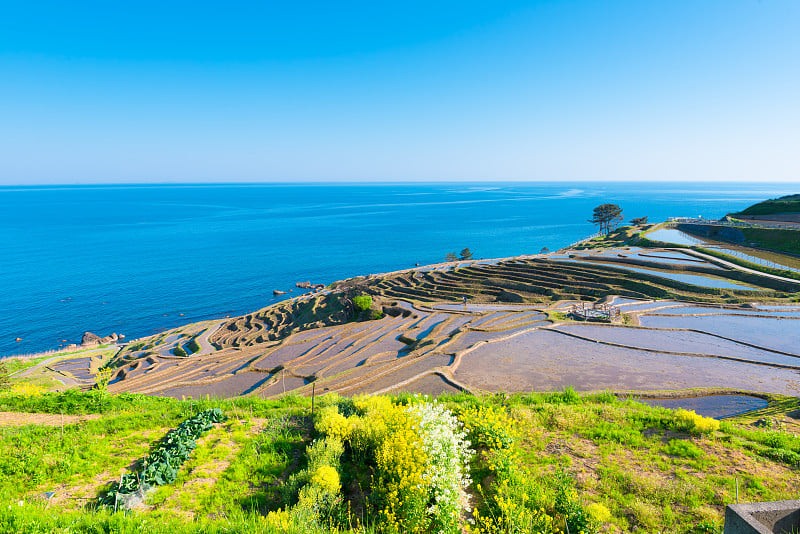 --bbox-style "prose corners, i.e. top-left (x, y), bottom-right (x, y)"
top-left (589, 204), bottom-right (624, 235)
top-left (459, 248), bottom-right (474, 260)
top-left (630, 216), bottom-right (648, 226)
top-left (539, 247), bottom-right (550, 254)
top-left (444, 252), bottom-right (459, 262)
